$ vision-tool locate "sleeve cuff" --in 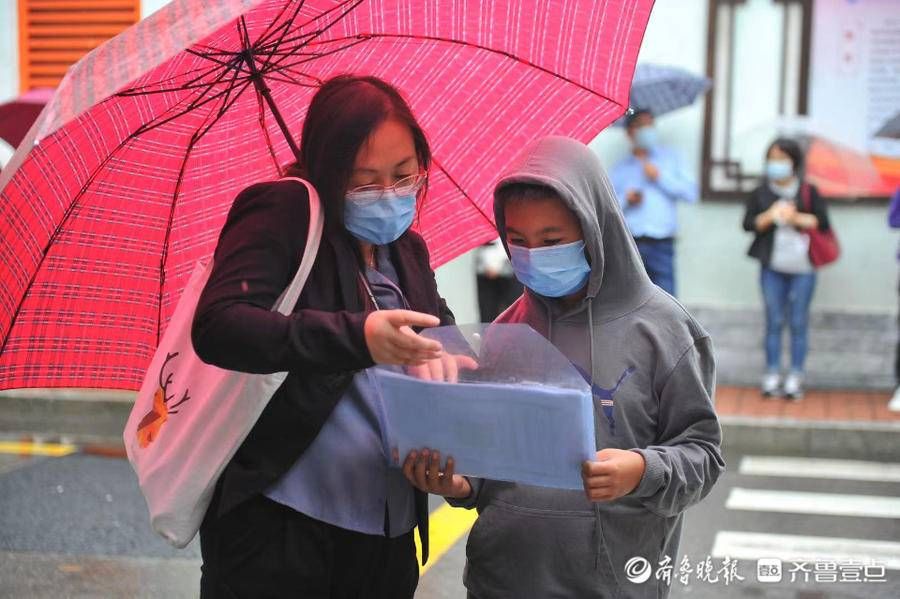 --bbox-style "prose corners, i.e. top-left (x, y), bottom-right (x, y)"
top-left (445, 477), bottom-right (482, 509)
top-left (629, 448), bottom-right (667, 498)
